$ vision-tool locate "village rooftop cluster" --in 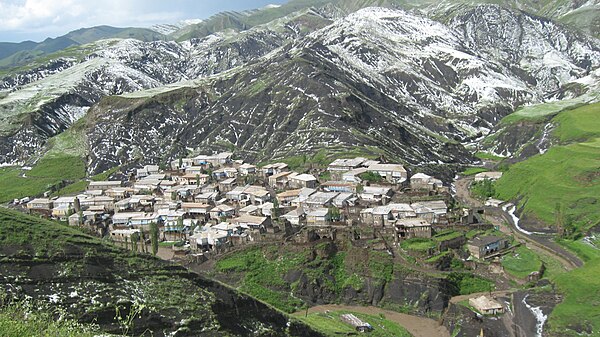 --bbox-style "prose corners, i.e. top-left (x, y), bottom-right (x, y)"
top-left (21, 152), bottom-right (508, 262)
